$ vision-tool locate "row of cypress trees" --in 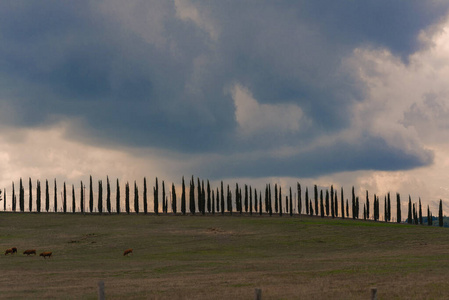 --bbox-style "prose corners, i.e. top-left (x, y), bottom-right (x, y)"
top-left (0, 176), bottom-right (445, 226)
